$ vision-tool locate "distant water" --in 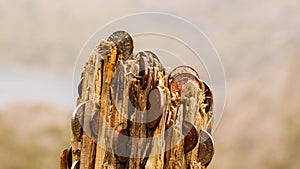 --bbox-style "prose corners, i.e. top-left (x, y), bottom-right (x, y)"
top-left (0, 65), bottom-right (74, 109)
